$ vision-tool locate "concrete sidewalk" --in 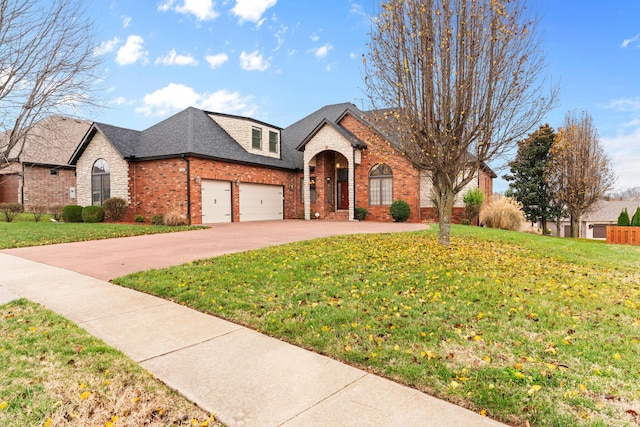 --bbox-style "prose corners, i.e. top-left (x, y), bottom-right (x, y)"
top-left (0, 253), bottom-right (506, 426)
